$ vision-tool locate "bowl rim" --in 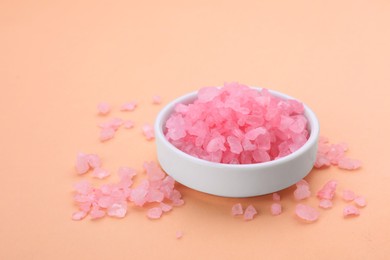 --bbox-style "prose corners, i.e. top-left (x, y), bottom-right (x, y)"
top-left (154, 87), bottom-right (319, 169)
